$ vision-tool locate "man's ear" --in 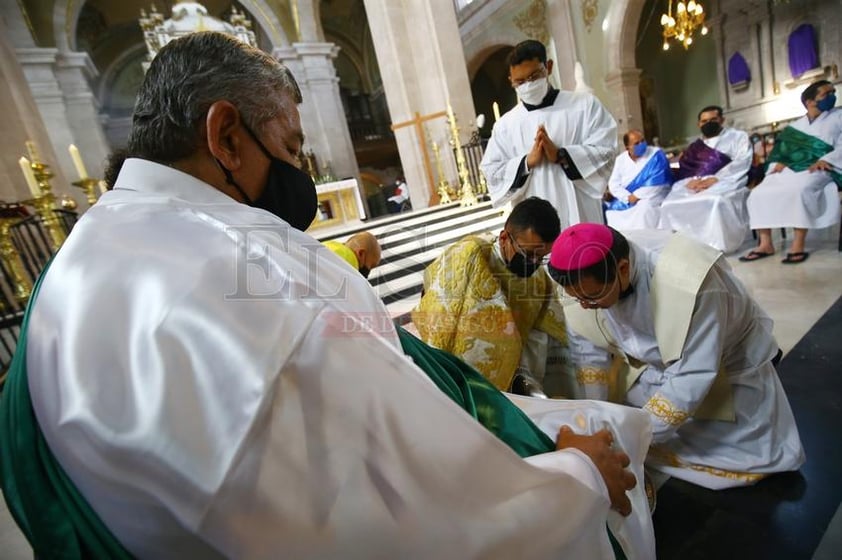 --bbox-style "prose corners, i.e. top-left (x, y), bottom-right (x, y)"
top-left (546, 59), bottom-right (554, 75)
top-left (354, 248), bottom-right (366, 265)
top-left (206, 100), bottom-right (244, 171)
